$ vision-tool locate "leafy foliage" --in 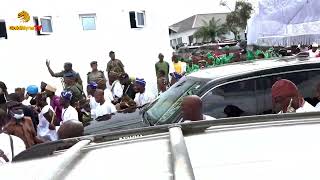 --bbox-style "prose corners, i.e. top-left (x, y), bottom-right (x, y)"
top-left (235, 1), bottom-right (253, 29)
top-left (193, 17), bottom-right (227, 42)
top-left (224, 0), bottom-right (253, 39)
